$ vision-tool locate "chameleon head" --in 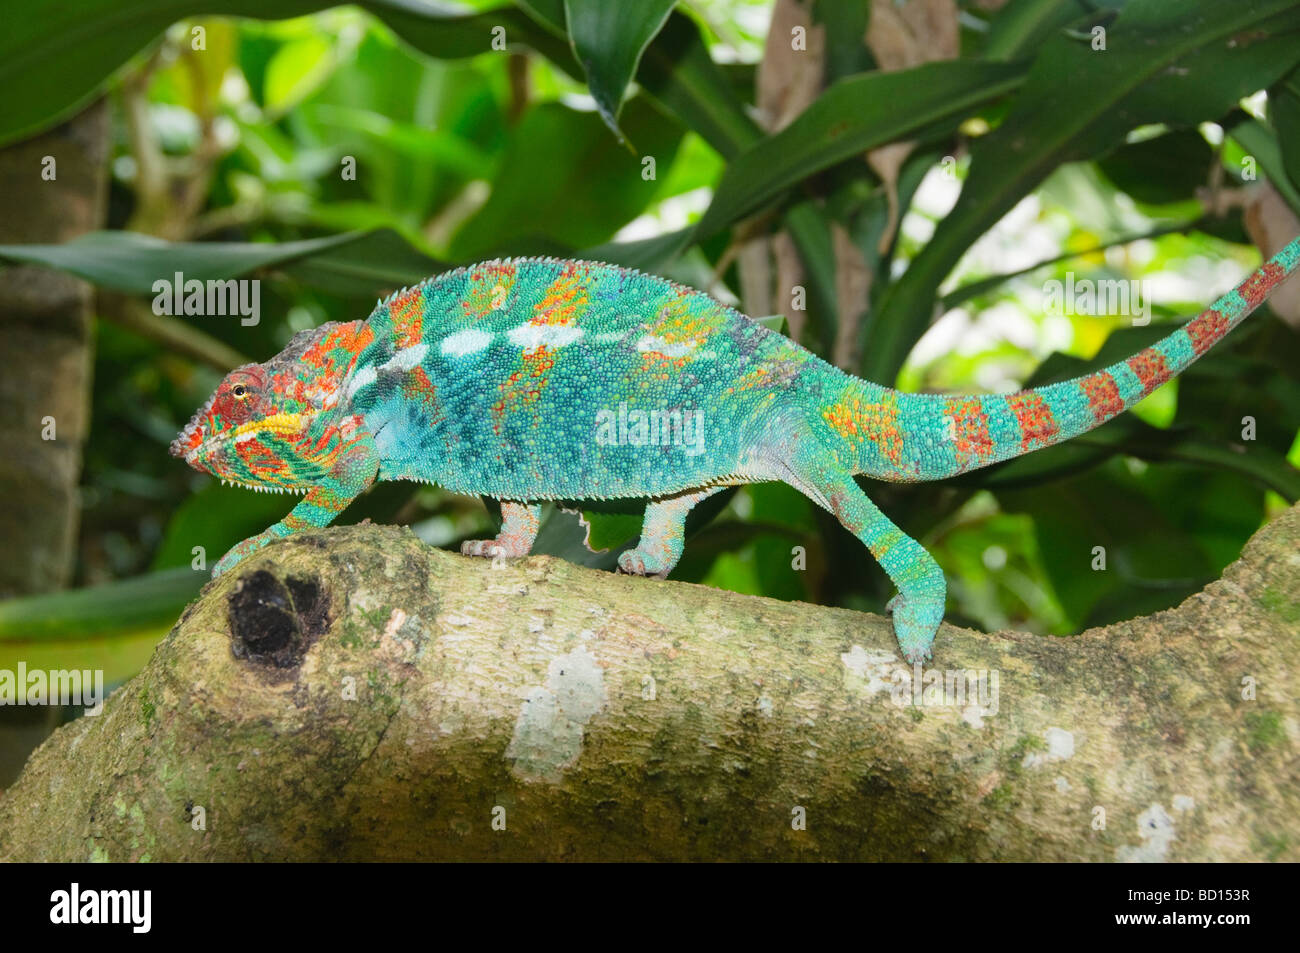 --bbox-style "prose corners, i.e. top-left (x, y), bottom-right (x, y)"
top-left (169, 321), bottom-right (372, 492)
